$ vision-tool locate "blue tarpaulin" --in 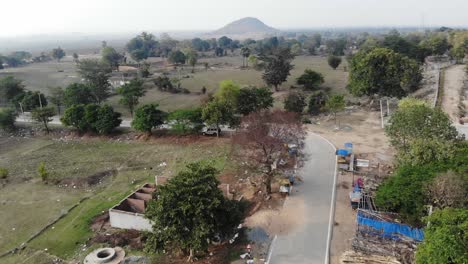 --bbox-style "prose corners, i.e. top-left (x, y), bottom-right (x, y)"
top-left (336, 149), bottom-right (349, 156)
top-left (357, 212), bottom-right (424, 241)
